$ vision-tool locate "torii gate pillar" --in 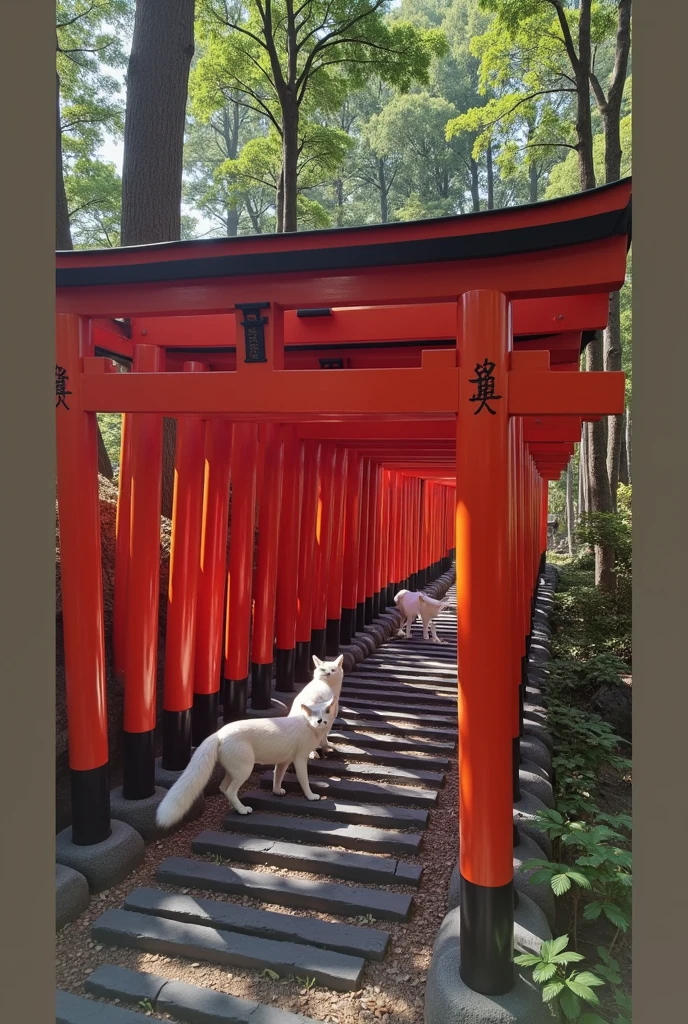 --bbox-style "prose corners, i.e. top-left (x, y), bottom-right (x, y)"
top-left (456, 290), bottom-right (514, 994)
